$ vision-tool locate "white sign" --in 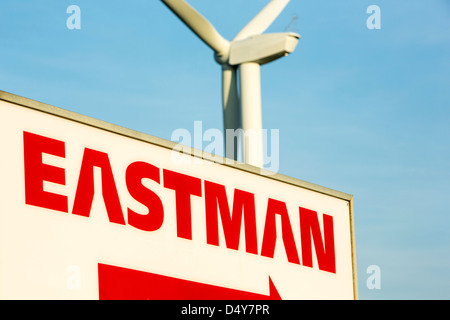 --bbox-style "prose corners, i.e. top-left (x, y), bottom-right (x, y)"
top-left (0, 91), bottom-right (357, 299)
